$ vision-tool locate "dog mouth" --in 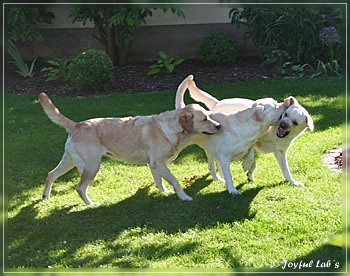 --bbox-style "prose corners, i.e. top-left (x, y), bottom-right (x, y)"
top-left (202, 131), bottom-right (216, 135)
top-left (276, 127), bottom-right (290, 138)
